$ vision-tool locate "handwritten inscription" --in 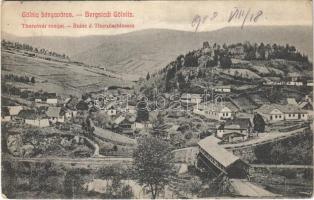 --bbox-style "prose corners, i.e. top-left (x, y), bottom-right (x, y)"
top-left (192, 7), bottom-right (263, 32)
